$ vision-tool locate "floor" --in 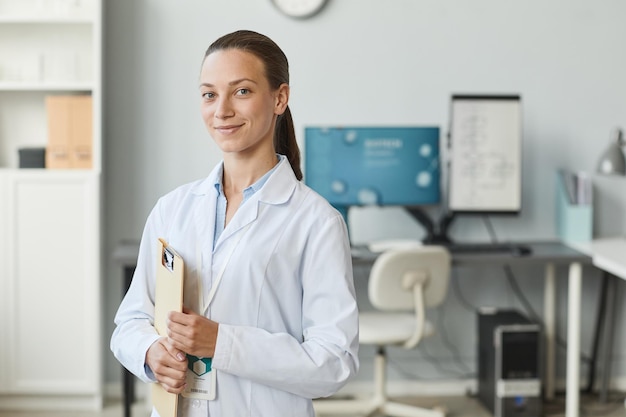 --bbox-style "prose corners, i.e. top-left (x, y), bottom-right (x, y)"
top-left (0, 393), bottom-right (625, 417)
